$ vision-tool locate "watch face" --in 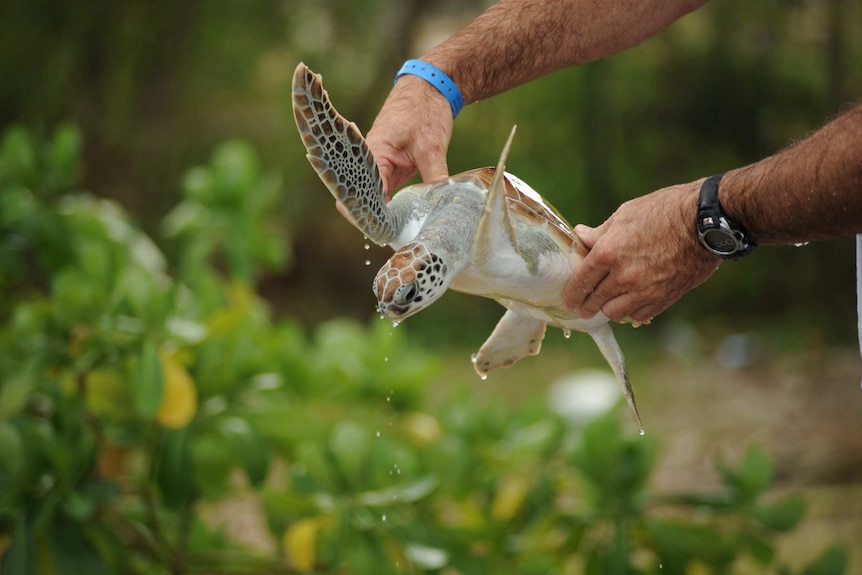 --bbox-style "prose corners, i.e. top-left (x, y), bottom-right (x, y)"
top-left (701, 228), bottom-right (741, 255)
